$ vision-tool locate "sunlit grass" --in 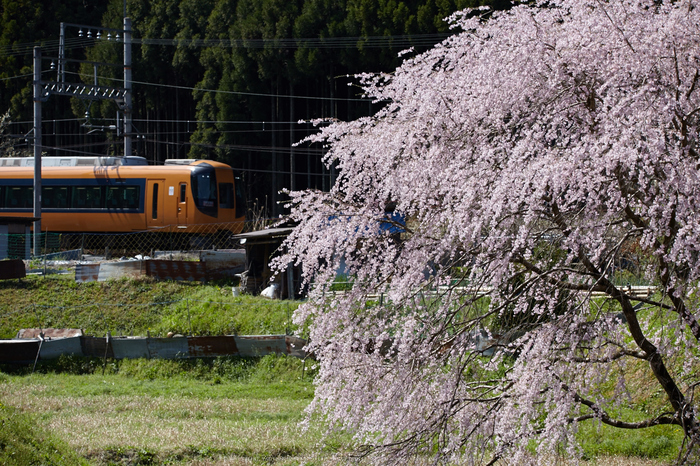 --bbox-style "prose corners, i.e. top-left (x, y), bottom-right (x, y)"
top-left (0, 400), bottom-right (89, 466)
top-left (578, 420), bottom-right (682, 463)
top-left (0, 275), bottom-right (300, 339)
top-left (0, 369), bottom-right (342, 465)
top-left (0, 367), bottom-right (682, 465)
top-left (0, 276), bottom-right (689, 465)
